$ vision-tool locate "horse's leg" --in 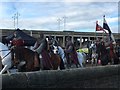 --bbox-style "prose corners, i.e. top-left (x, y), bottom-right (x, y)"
top-left (33, 53), bottom-right (40, 71)
top-left (57, 55), bottom-right (61, 70)
top-left (59, 57), bottom-right (65, 70)
top-left (79, 62), bottom-right (83, 68)
top-left (77, 52), bottom-right (82, 68)
top-left (78, 57), bottom-right (83, 68)
top-left (91, 57), bottom-right (94, 66)
top-left (95, 56), bottom-right (98, 66)
top-left (0, 65), bottom-right (11, 74)
top-left (65, 53), bottom-right (71, 69)
top-left (83, 53), bottom-right (87, 67)
top-left (63, 58), bottom-right (68, 69)
top-left (0, 61), bottom-right (2, 71)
